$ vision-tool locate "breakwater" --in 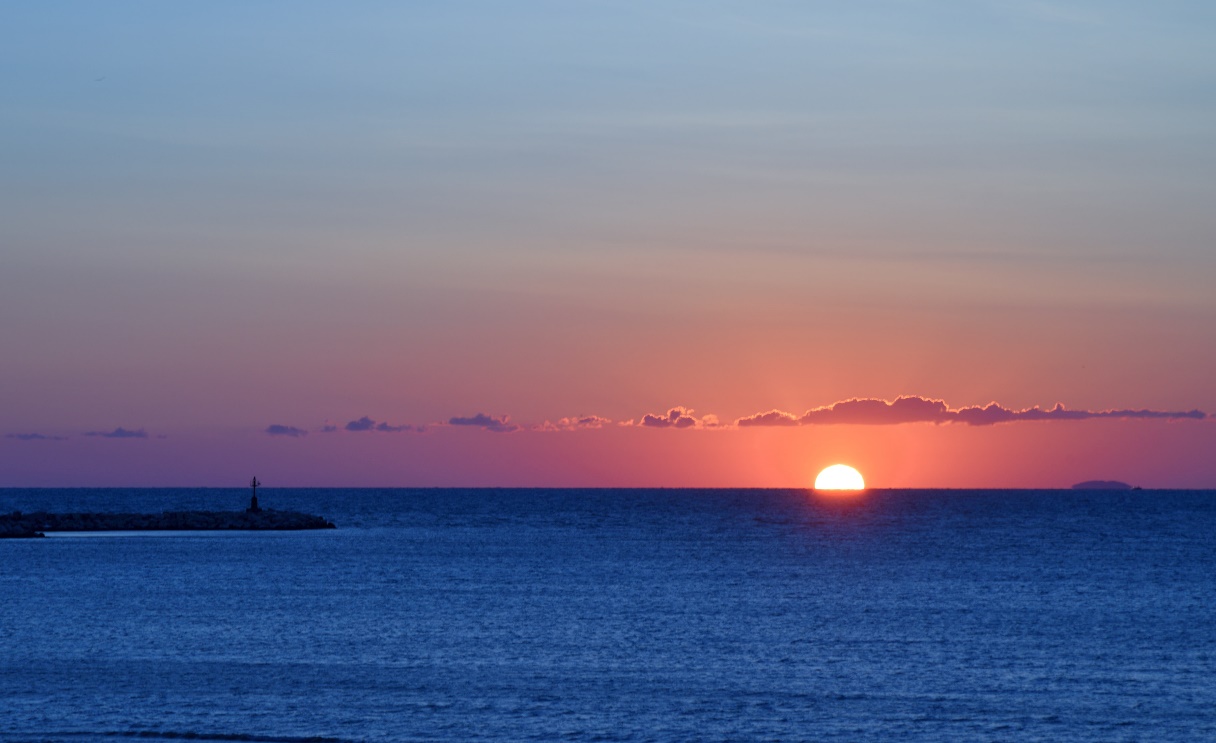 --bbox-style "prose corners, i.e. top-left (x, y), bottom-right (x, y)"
top-left (1, 510), bottom-right (336, 538)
